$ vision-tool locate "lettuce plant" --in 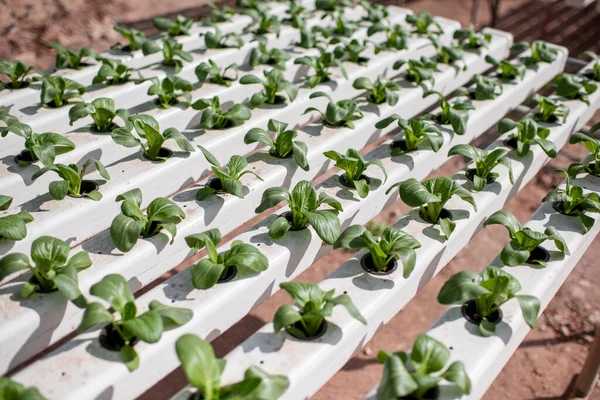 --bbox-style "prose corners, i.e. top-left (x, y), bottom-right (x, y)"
top-left (304, 92), bottom-right (363, 128)
top-left (47, 43), bottom-right (96, 69)
top-left (567, 126), bottom-right (600, 177)
top-left (69, 97), bottom-right (131, 132)
top-left (324, 148), bottom-right (387, 198)
top-left (352, 76), bottom-right (399, 105)
top-left (244, 119), bottom-right (309, 171)
top-left (152, 14), bottom-right (193, 36)
top-left (498, 117), bottom-right (556, 158)
top-left (39, 76), bottom-right (85, 108)
top-left (423, 90), bottom-right (475, 135)
top-left (32, 158), bottom-right (110, 201)
top-left (249, 37), bottom-right (291, 69)
top-left (274, 282), bottom-right (365, 338)
top-left (0, 60), bottom-right (40, 89)
top-left (376, 334), bottom-right (471, 400)
top-left (1, 122), bottom-right (75, 166)
top-left (284, 2), bottom-right (310, 28)
top-left (484, 210), bottom-right (568, 266)
top-left (406, 11), bottom-right (442, 35)
top-left (334, 224), bottom-right (420, 277)
top-left (243, 9), bottom-right (281, 36)
top-left (358, 0), bottom-right (389, 23)
top-left (240, 68), bottom-right (298, 107)
top-left (438, 266), bottom-right (540, 336)
top-left (0, 377), bottom-right (45, 400)
top-left (0, 195), bottom-right (33, 242)
top-left (392, 57), bottom-right (437, 87)
top-left (552, 73), bottom-right (597, 105)
top-left (110, 188), bottom-right (186, 252)
top-left (542, 169), bottom-right (600, 232)
top-left (375, 116), bottom-right (443, 155)
top-left (315, 0), bottom-right (352, 13)
top-left (142, 76), bottom-right (193, 108)
top-left (327, 13), bottom-right (359, 37)
top-left (201, 3), bottom-right (236, 23)
top-left (448, 144), bottom-right (513, 191)
top-left (77, 274), bottom-right (192, 371)
top-left (195, 59), bottom-right (238, 87)
top-left (185, 228), bottom-right (268, 289)
top-left (529, 94), bottom-right (569, 123)
top-left (580, 51), bottom-right (600, 81)
top-left (387, 176), bottom-right (476, 240)
top-left (236, 0), bottom-right (270, 13)
top-left (192, 96), bottom-right (252, 129)
top-left (430, 36), bottom-right (464, 67)
top-left (160, 39), bottom-right (193, 72)
top-left (461, 74), bottom-right (502, 100)
top-left (112, 114), bottom-right (194, 161)
top-left (485, 55), bottom-right (526, 81)
top-left (298, 25), bottom-right (319, 49)
top-left (176, 334), bottom-right (289, 400)
top-left (294, 47), bottom-right (347, 88)
top-left (512, 40), bottom-right (558, 65)
top-left (197, 146), bottom-right (263, 200)
top-left (202, 25), bottom-right (244, 49)
top-left (333, 38), bottom-right (369, 66)
top-left (453, 24), bottom-right (491, 49)
top-left (367, 23), bottom-right (409, 54)
top-left (113, 26), bottom-right (160, 54)
top-left (255, 180), bottom-right (343, 244)
top-left (0, 236), bottom-right (91, 301)
top-left (92, 57), bottom-right (133, 85)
